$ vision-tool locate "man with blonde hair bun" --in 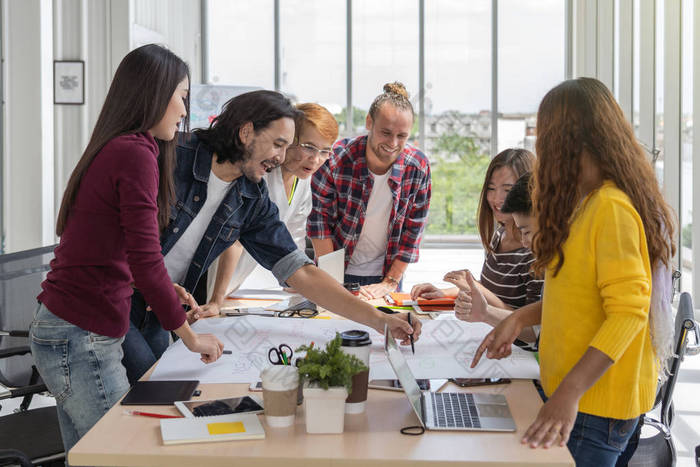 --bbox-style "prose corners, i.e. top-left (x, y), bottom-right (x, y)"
top-left (308, 82), bottom-right (432, 299)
